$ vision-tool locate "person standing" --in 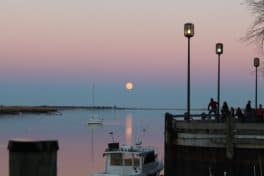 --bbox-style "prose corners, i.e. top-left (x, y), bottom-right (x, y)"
top-left (208, 98), bottom-right (218, 119)
top-left (245, 100), bottom-right (253, 121)
top-left (221, 101), bottom-right (229, 121)
top-left (245, 100), bottom-right (252, 112)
